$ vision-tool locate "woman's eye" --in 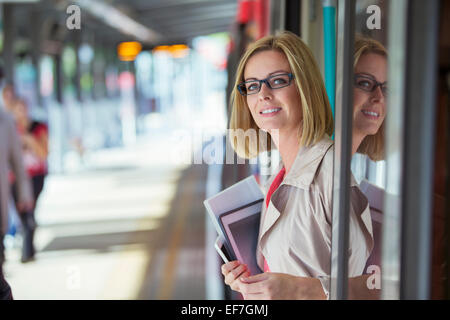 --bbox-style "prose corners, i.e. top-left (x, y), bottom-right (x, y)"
top-left (247, 83), bottom-right (259, 91)
top-left (272, 77), bottom-right (287, 85)
top-left (357, 80), bottom-right (373, 89)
